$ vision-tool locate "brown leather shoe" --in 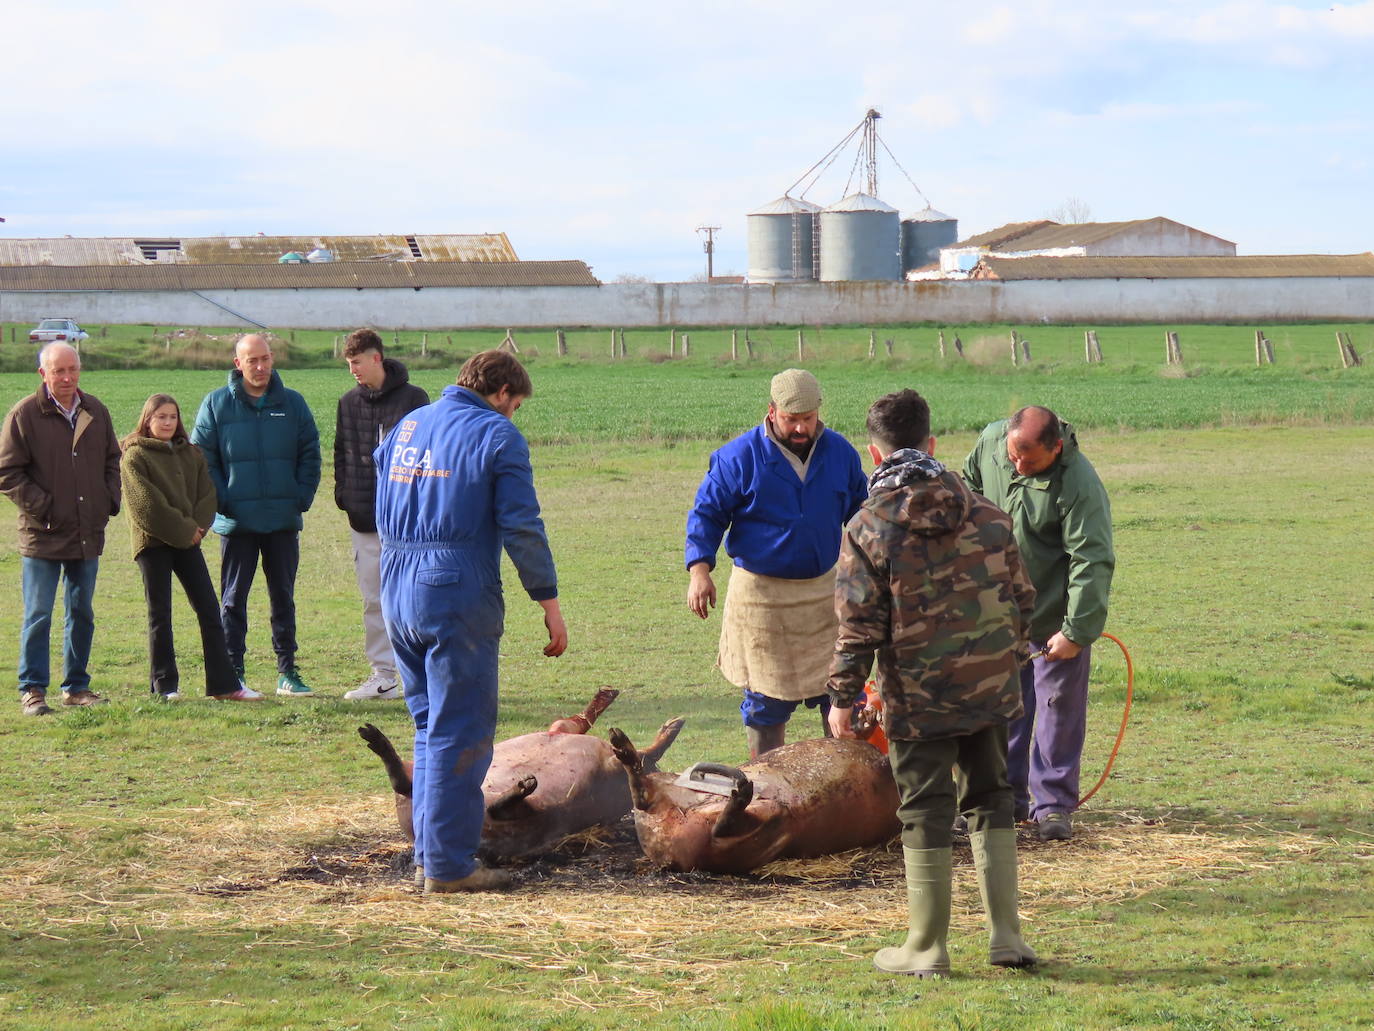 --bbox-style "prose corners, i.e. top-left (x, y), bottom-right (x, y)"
top-left (20, 690), bottom-right (52, 716)
top-left (424, 866), bottom-right (512, 893)
top-left (62, 691), bottom-right (109, 707)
